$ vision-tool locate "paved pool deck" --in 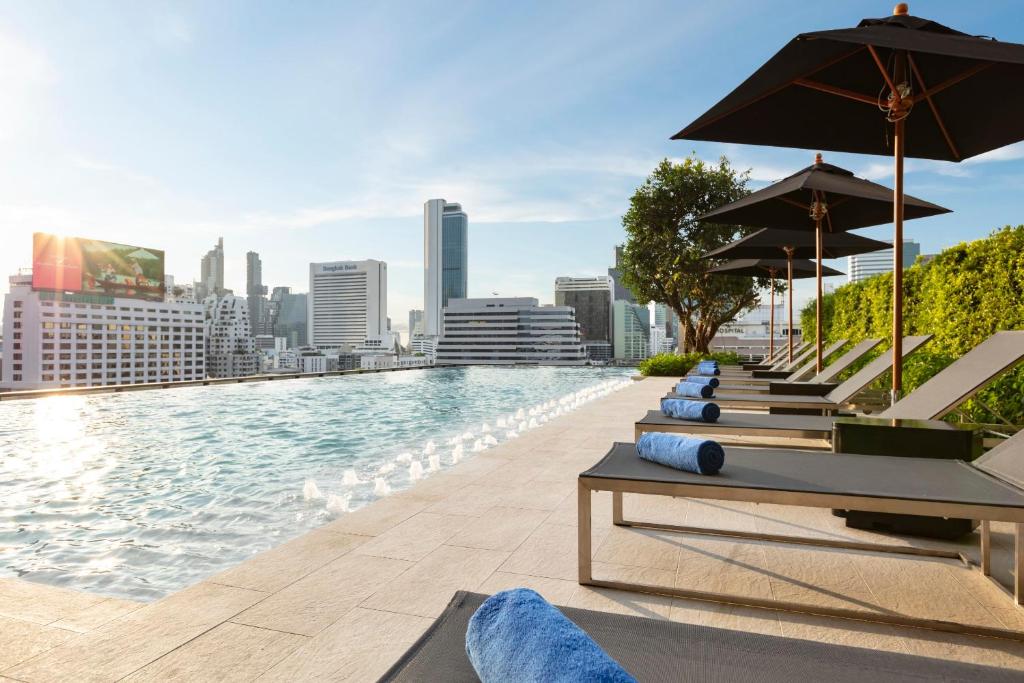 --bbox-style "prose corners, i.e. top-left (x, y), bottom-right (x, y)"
top-left (3, 376), bottom-right (1024, 681)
